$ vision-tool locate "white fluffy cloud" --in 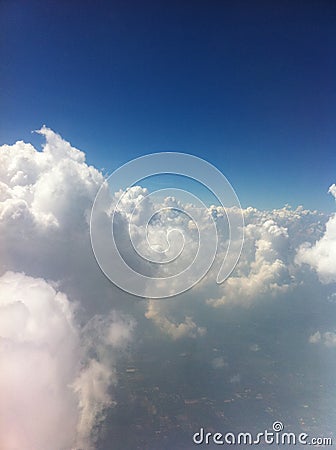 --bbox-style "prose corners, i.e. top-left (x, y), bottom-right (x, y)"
top-left (135, 200), bottom-right (326, 343)
top-left (0, 271), bottom-right (134, 450)
top-left (0, 127), bottom-right (328, 310)
top-left (186, 204), bottom-right (324, 308)
top-left (0, 126), bottom-right (104, 294)
top-left (329, 183), bottom-right (336, 199)
top-left (109, 186), bottom-right (325, 328)
top-left (0, 129), bottom-right (134, 449)
top-left (0, 126), bottom-right (103, 230)
top-left (0, 271), bottom-right (79, 450)
top-left (296, 185), bottom-right (336, 283)
top-left (207, 216), bottom-right (291, 307)
top-left (309, 330), bottom-right (336, 348)
top-left (145, 299), bottom-right (206, 340)
top-left (1, 127), bottom-right (334, 448)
